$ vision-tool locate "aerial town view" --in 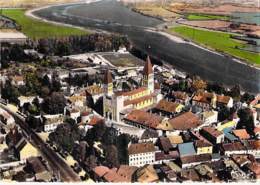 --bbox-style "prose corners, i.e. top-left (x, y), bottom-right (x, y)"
top-left (0, 0), bottom-right (259, 183)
